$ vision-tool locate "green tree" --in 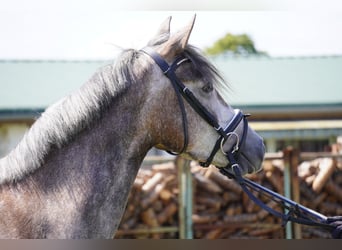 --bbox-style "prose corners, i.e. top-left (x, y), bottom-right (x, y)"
top-left (205, 33), bottom-right (262, 56)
